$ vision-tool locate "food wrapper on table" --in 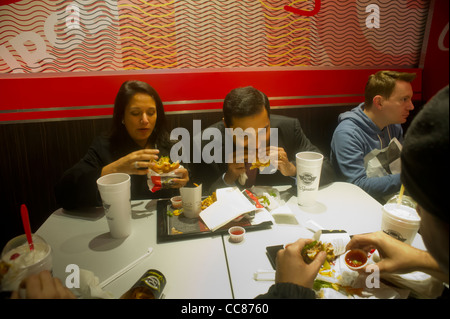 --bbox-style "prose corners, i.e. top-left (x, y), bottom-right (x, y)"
top-left (199, 187), bottom-right (273, 232)
top-left (294, 229), bottom-right (443, 298)
top-left (313, 251), bottom-right (410, 299)
top-left (309, 230), bottom-right (411, 299)
top-left (147, 165), bottom-right (183, 192)
top-left (71, 269), bottom-right (115, 299)
top-left (248, 186), bottom-right (284, 211)
top-left (372, 251), bottom-right (445, 299)
top-left (313, 230), bottom-right (350, 256)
